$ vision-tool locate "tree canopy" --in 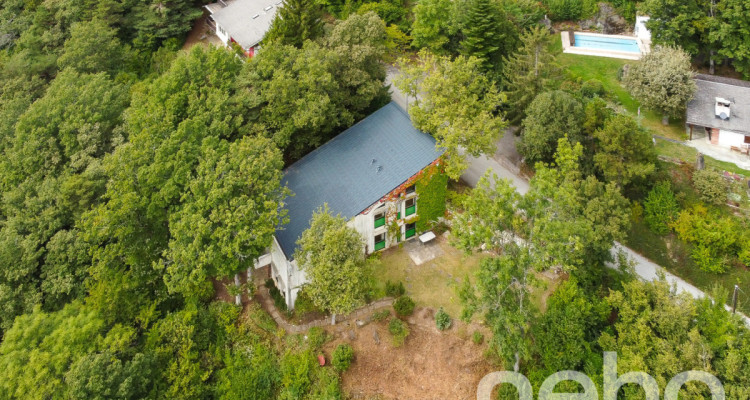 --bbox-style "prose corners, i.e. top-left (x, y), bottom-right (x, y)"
top-left (295, 205), bottom-right (367, 322)
top-left (395, 50), bottom-right (507, 179)
top-left (623, 46), bottom-right (696, 123)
